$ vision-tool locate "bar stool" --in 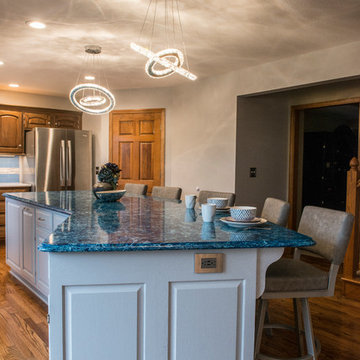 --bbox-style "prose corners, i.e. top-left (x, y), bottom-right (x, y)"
top-left (261, 198), bottom-right (290, 227)
top-left (197, 190), bottom-right (236, 206)
top-left (255, 206), bottom-right (354, 360)
top-left (124, 183), bottom-right (148, 195)
top-left (152, 186), bottom-right (182, 200)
